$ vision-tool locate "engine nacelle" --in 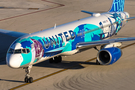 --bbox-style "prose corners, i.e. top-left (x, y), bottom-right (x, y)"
top-left (97, 47), bottom-right (122, 65)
